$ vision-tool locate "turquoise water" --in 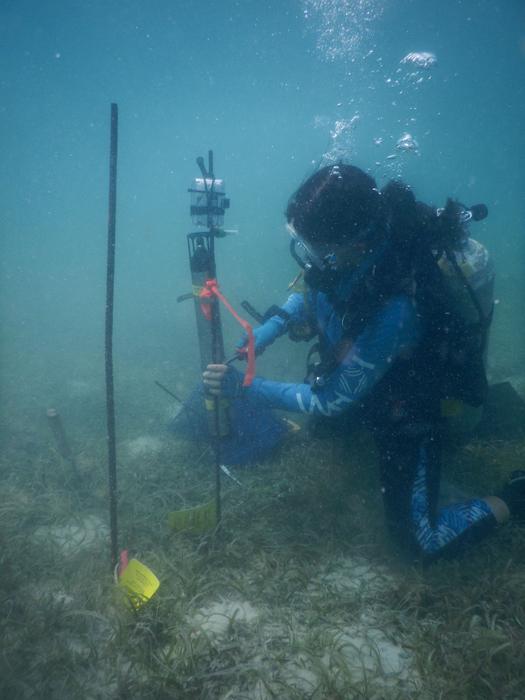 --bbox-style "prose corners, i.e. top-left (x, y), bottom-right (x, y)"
top-left (1, 1), bottom-right (523, 395)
